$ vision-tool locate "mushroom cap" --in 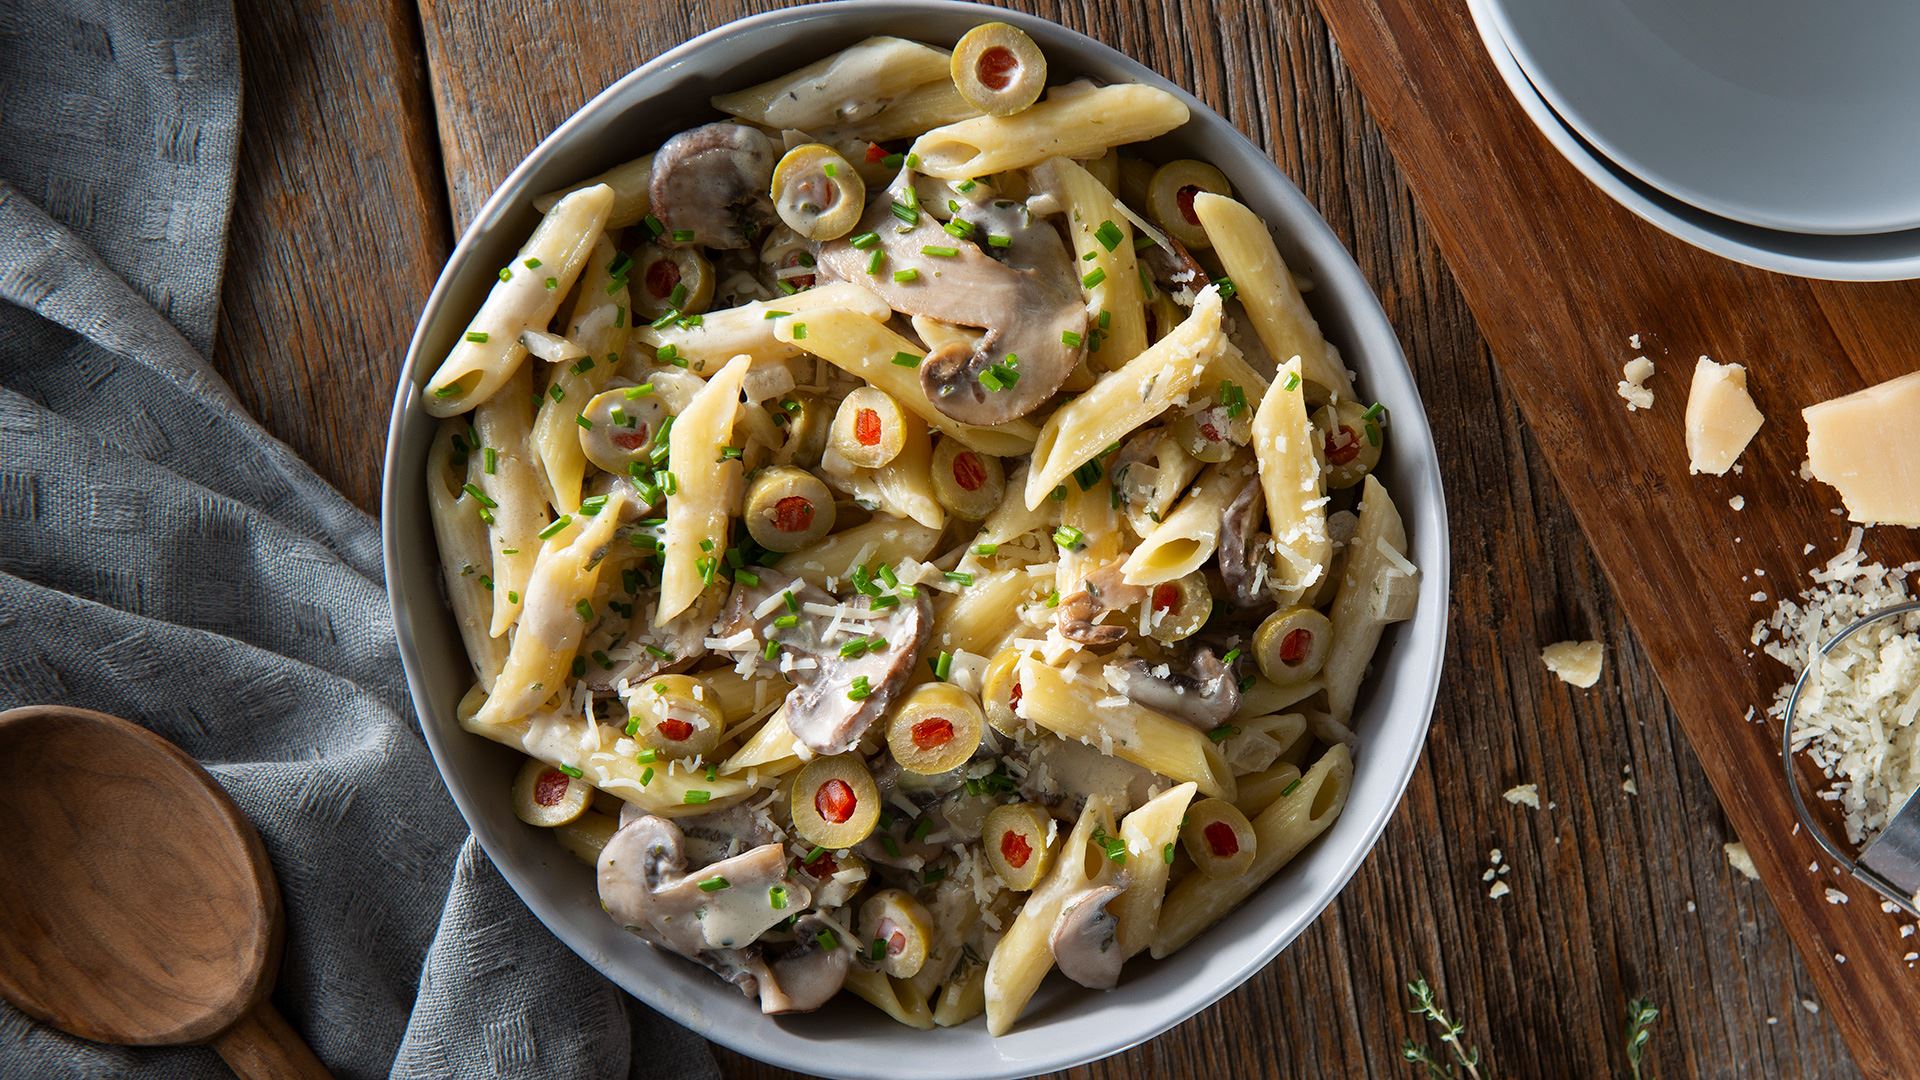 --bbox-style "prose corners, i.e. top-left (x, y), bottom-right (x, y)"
top-left (1217, 474), bottom-right (1269, 609)
top-left (599, 815), bottom-right (808, 957)
top-left (1056, 560), bottom-right (1146, 645)
top-left (759, 913), bottom-right (852, 1014)
top-left (648, 122), bottom-right (778, 250)
top-left (1050, 879), bottom-right (1130, 990)
top-left (1115, 647), bottom-right (1241, 729)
